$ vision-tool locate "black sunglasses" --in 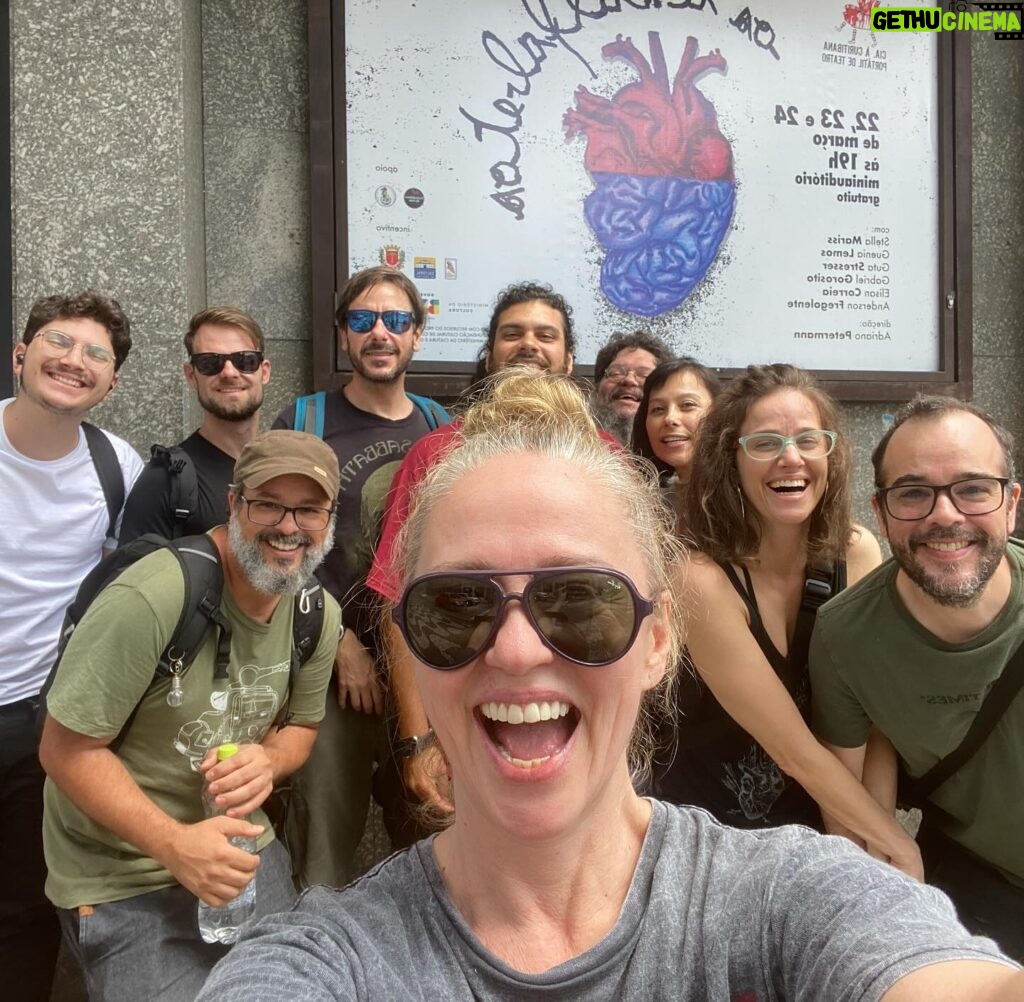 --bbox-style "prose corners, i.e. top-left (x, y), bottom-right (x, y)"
top-left (345, 309), bottom-right (414, 335)
top-left (189, 350), bottom-right (264, 376)
top-left (392, 567), bottom-right (656, 671)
